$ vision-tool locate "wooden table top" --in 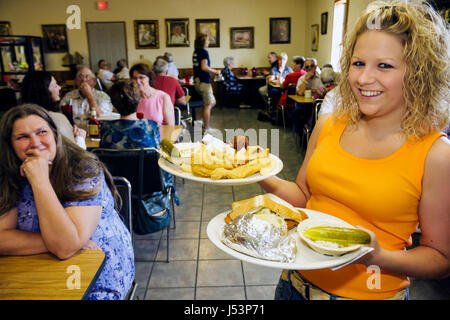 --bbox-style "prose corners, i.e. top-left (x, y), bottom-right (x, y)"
top-left (86, 124), bottom-right (183, 149)
top-left (0, 250), bottom-right (105, 300)
top-left (237, 75), bottom-right (265, 80)
top-left (288, 95), bottom-right (315, 104)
